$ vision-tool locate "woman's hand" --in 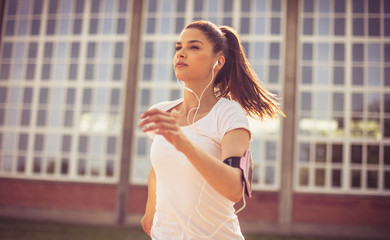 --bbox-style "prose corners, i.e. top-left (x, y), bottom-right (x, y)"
top-left (139, 108), bottom-right (188, 152)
